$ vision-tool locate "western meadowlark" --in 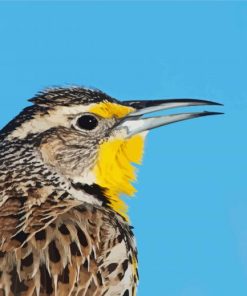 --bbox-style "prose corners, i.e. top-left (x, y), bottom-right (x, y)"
top-left (0, 87), bottom-right (222, 296)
